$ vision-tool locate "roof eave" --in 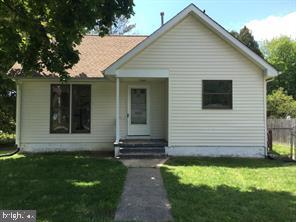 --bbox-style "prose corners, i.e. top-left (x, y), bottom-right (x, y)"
top-left (104, 4), bottom-right (278, 77)
top-left (187, 9), bottom-right (279, 77)
top-left (265, 68), bottom-right (278, 77)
